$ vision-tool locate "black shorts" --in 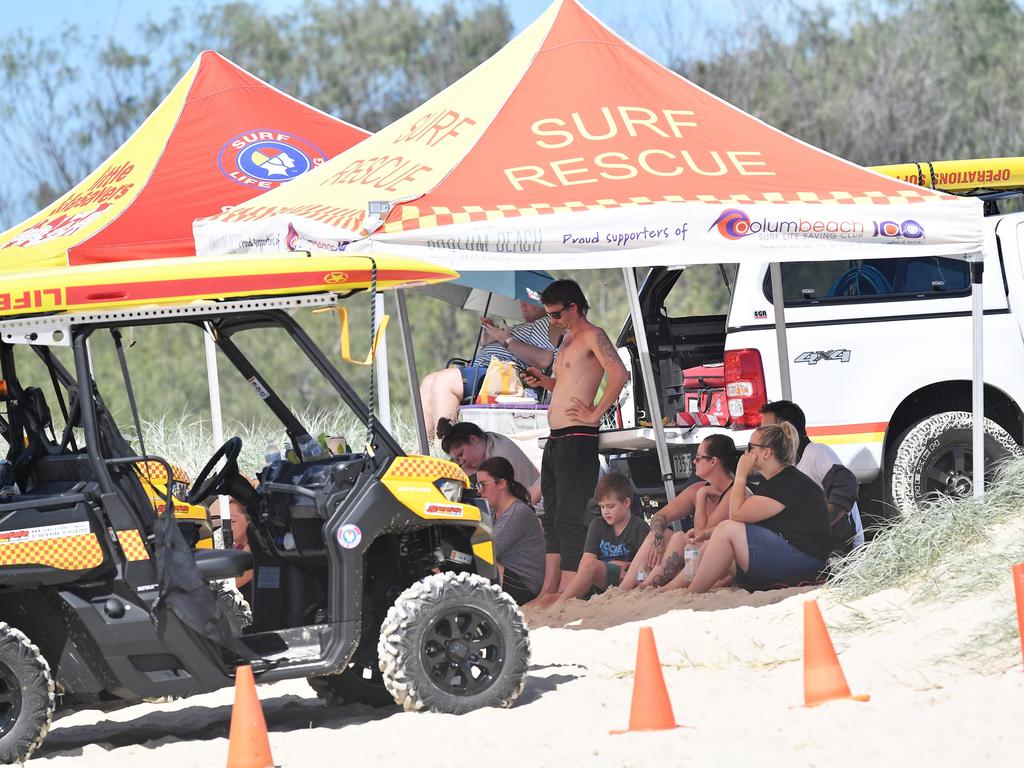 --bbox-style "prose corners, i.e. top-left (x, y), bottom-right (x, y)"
top-left (539, 425), bottom-right (600, 572)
